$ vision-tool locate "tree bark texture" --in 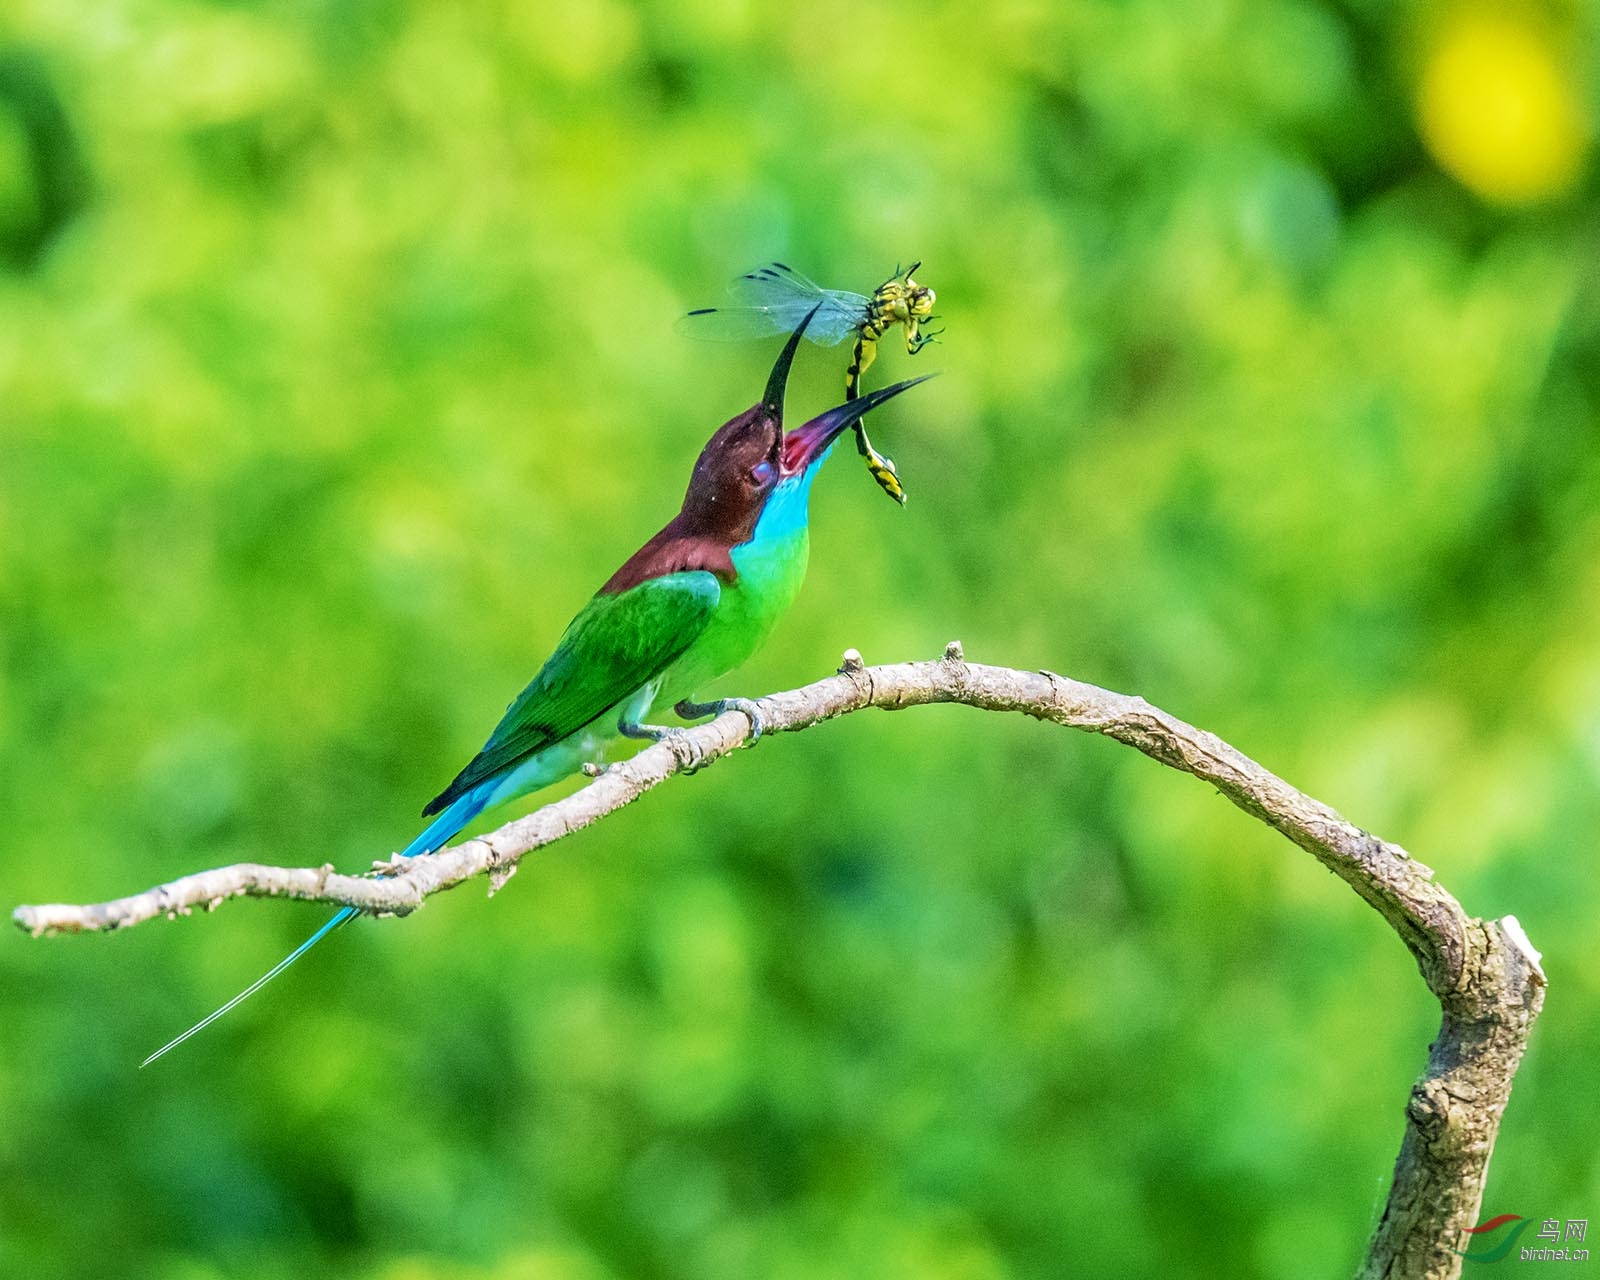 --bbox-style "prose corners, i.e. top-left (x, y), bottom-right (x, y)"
top-left (13, 645), bottom-right (1546, 1278)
